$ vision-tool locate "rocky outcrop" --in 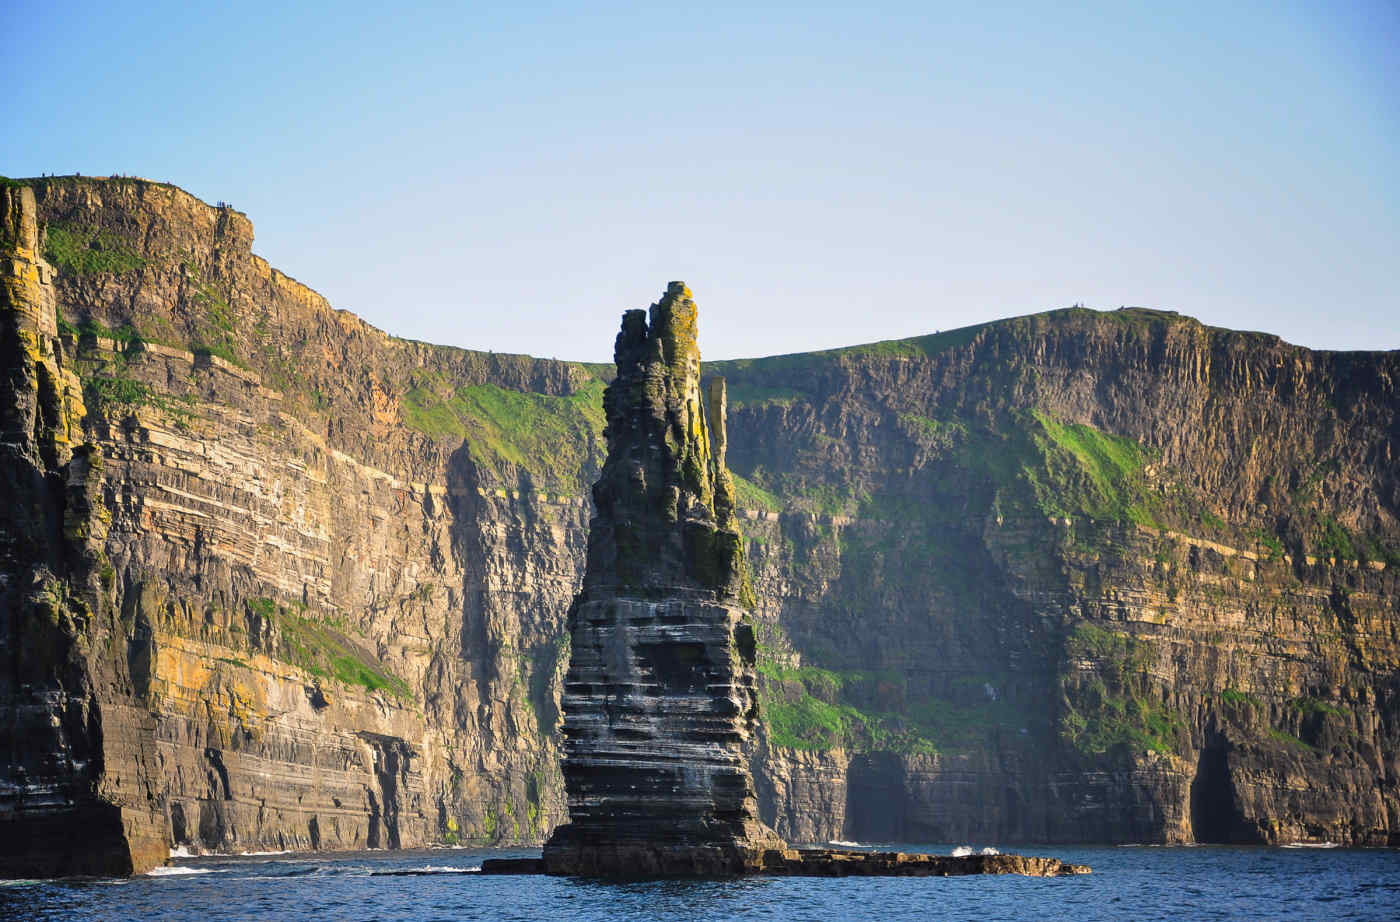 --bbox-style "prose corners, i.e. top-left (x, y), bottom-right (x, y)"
top-left (542, 284), bottom-right (778, 876)
top-left (0, 184), bottom-right (167, 875)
